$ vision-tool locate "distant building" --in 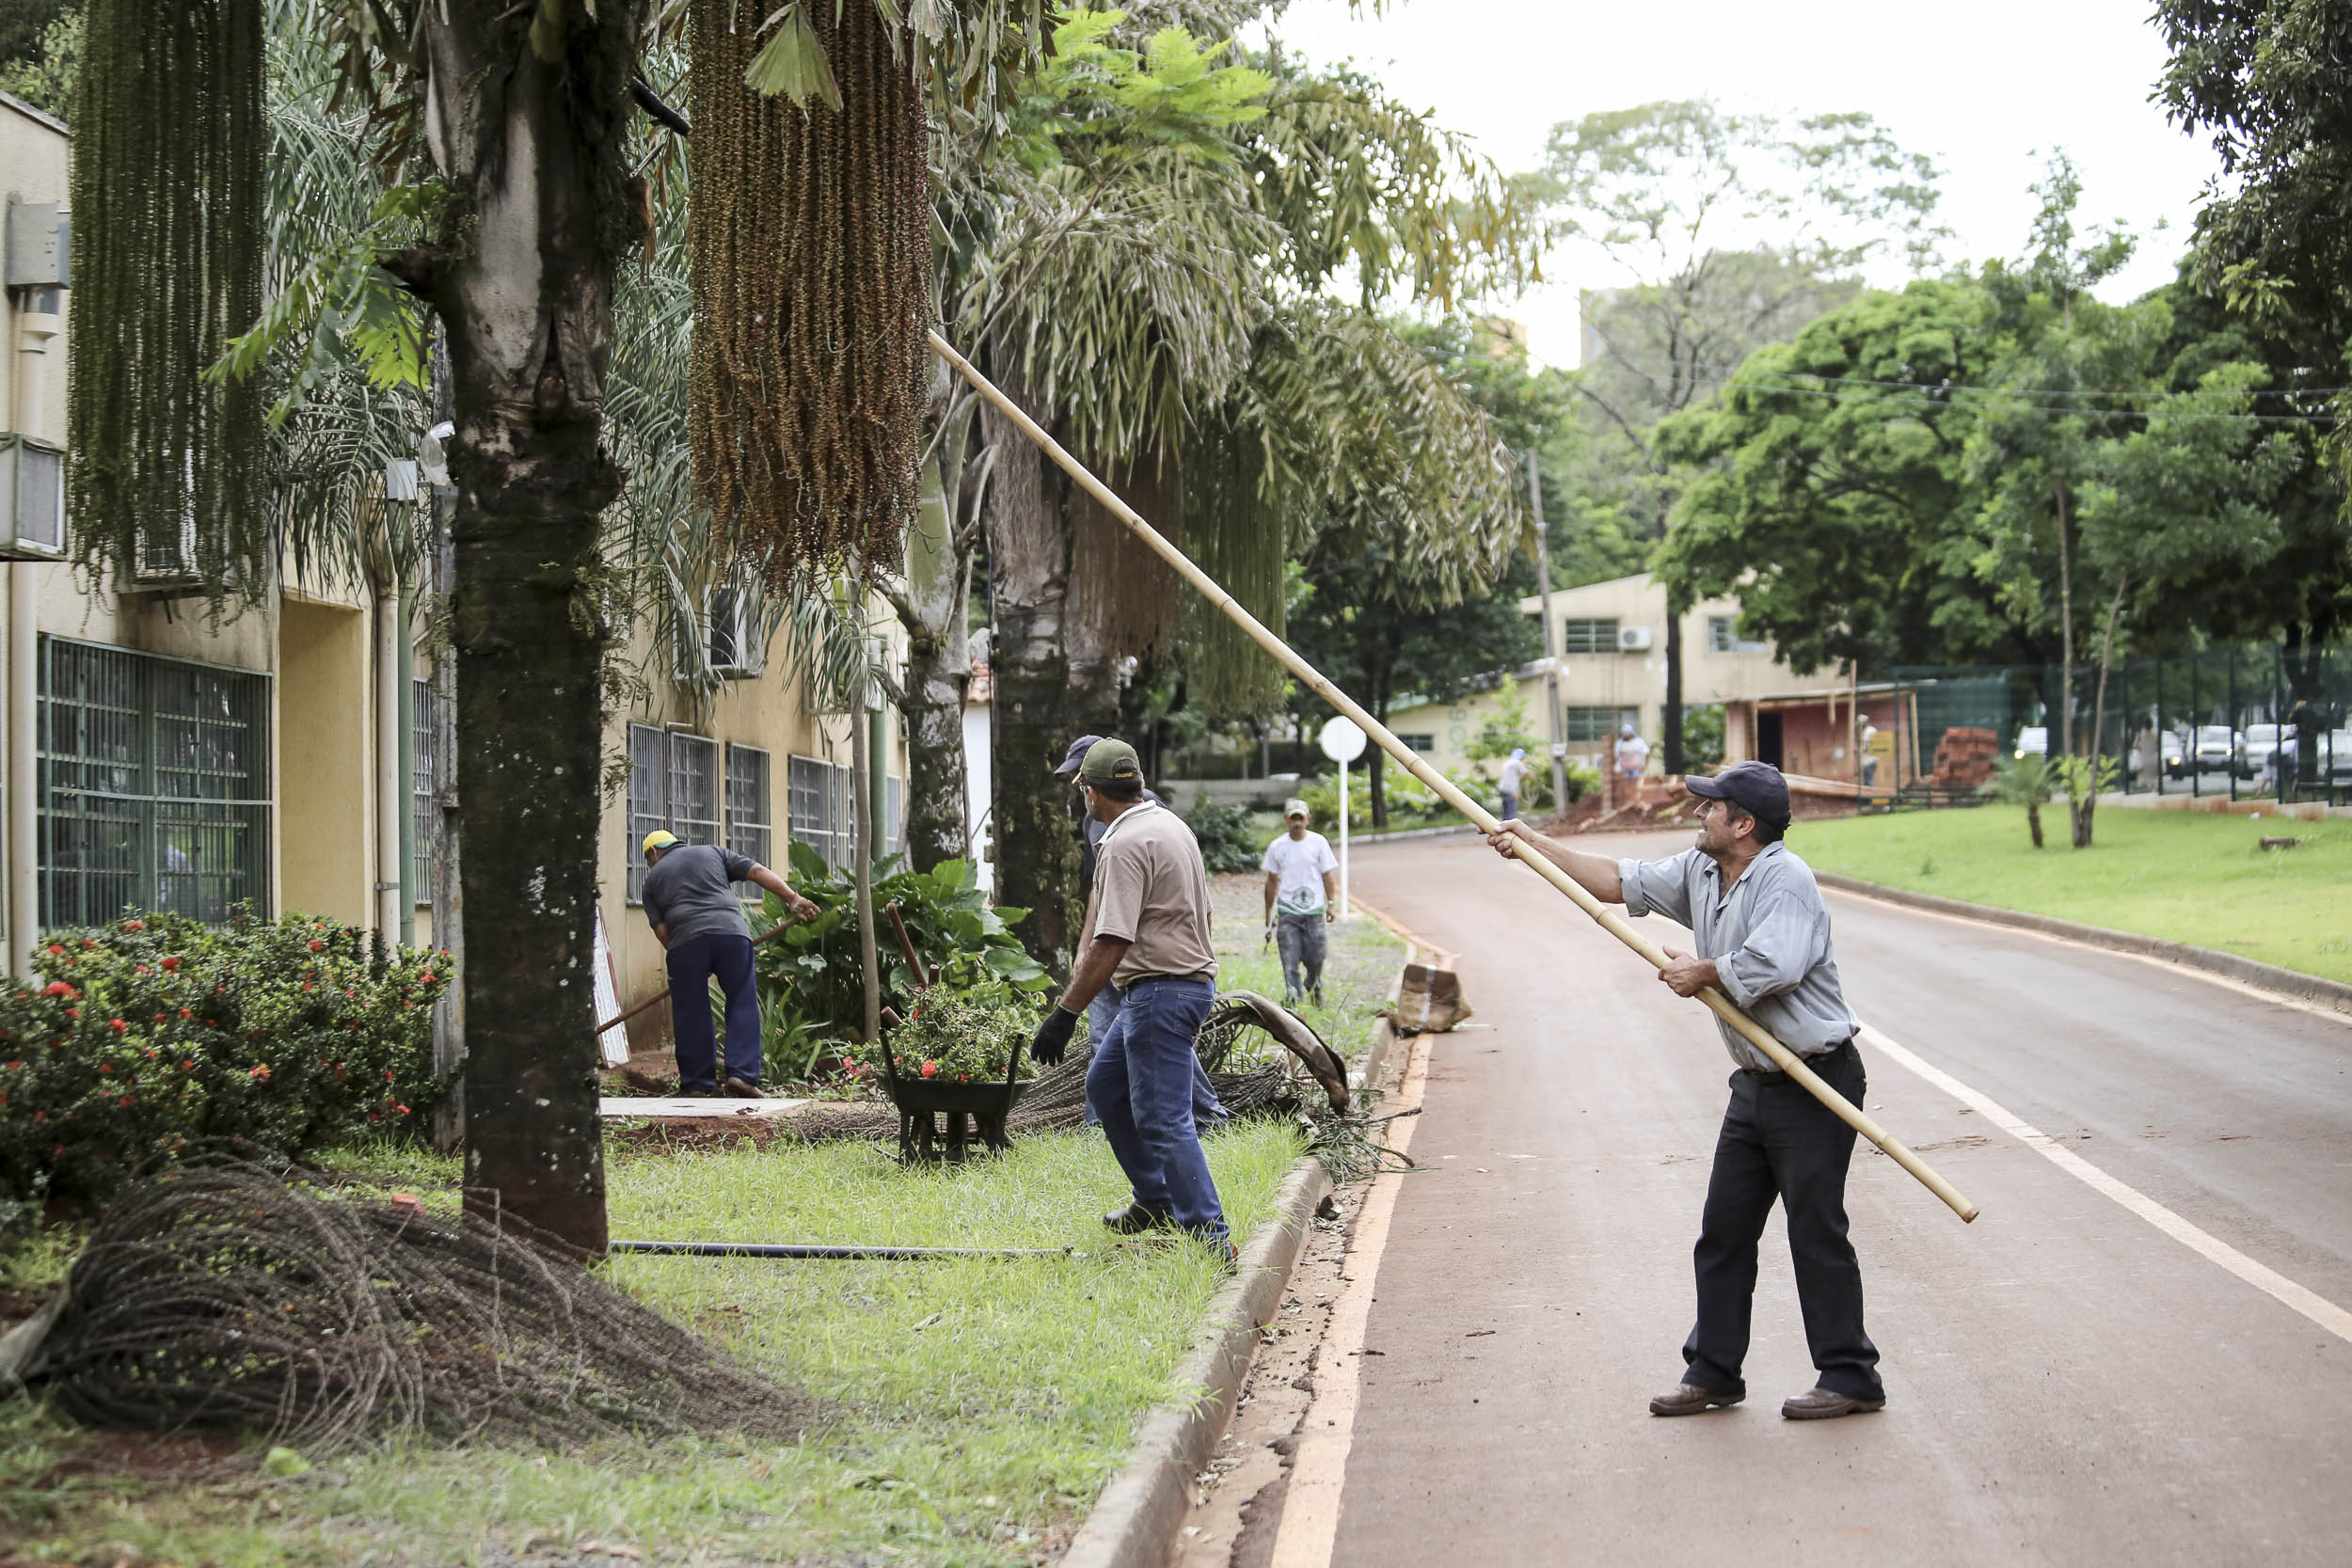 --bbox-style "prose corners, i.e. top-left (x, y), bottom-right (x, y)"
top-left (1383, 572), bottom-right (1791, 778)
